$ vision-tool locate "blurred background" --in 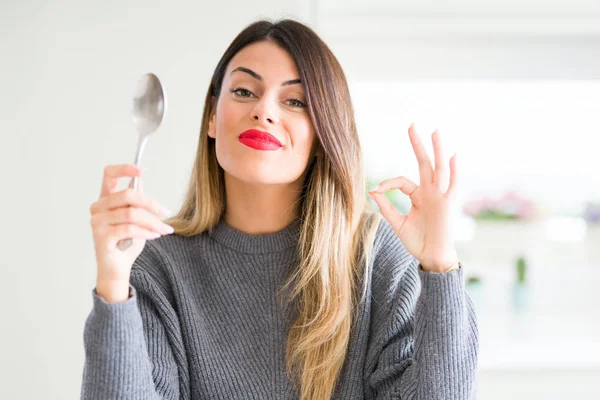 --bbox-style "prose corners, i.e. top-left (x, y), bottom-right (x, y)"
top-left (1, 0), bottom-right (598, 398)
